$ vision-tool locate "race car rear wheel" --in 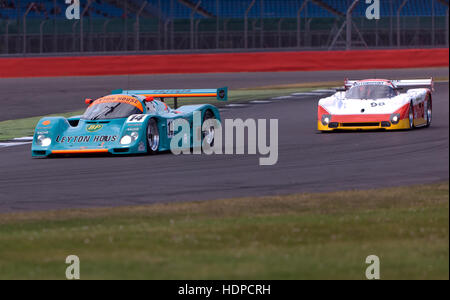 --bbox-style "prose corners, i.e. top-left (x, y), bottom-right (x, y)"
top-left (425, 97), bottom-right (432, 127)
top-left (147, 118), bottom-right (160, 154)
top-left (408, 102), bottom-right (415, 129)
top-left (202, 110), bottom-right (216, 147)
